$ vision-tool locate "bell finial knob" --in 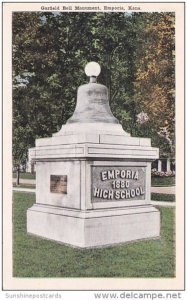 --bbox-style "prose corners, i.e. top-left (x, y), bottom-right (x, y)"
top-left (85, 61), bottom-right (101, 83)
